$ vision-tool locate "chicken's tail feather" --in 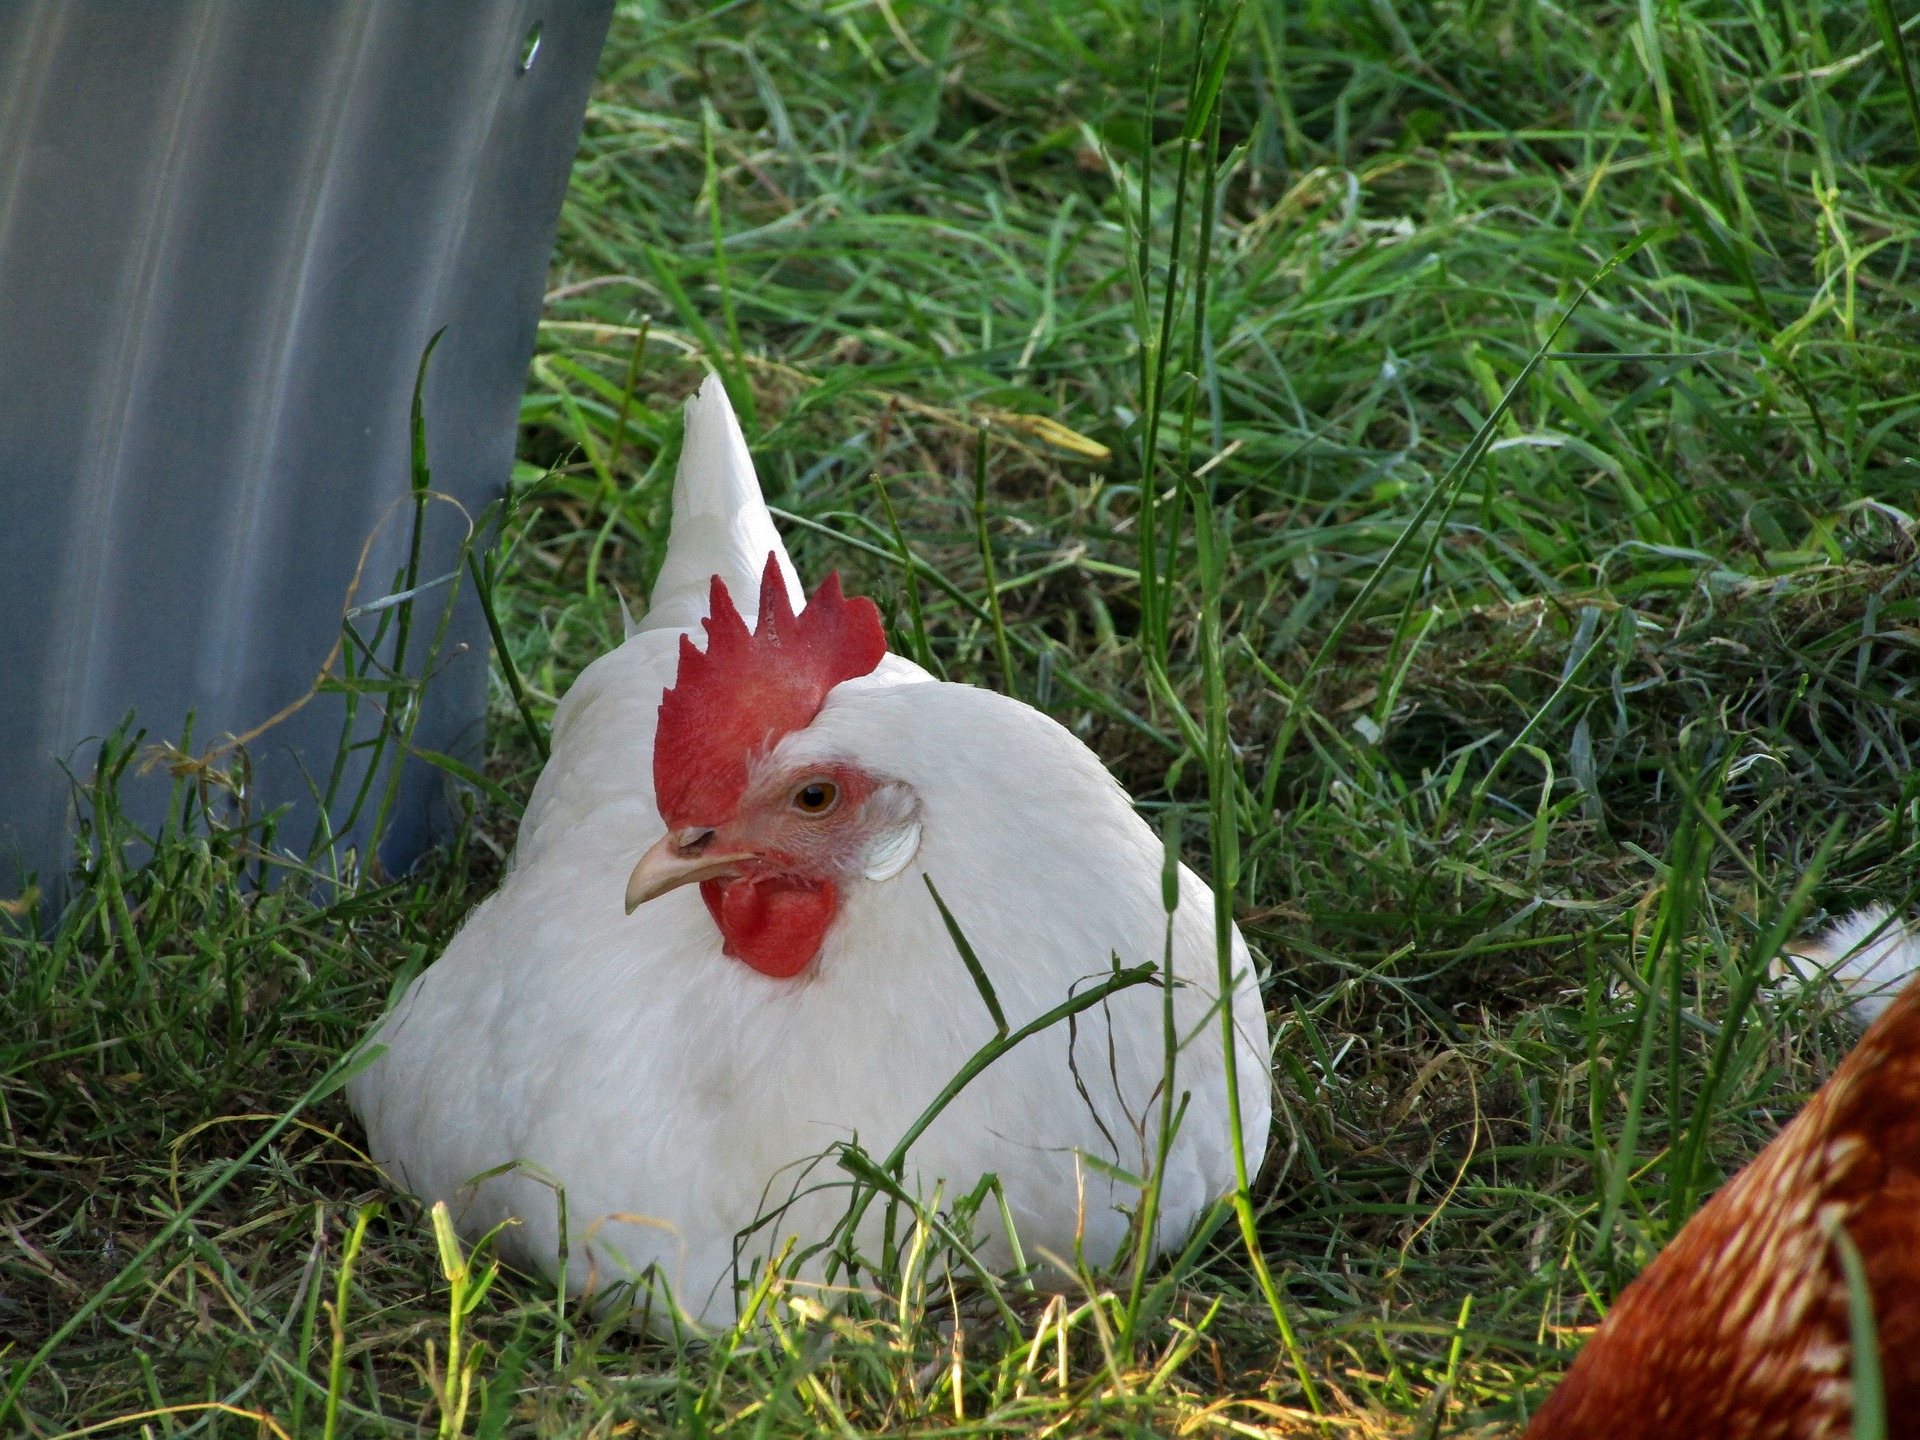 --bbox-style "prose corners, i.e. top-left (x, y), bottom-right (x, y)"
top-left (1784, 906), bottom-right (1920, 1025)
top-left (638, 373), bottom-right (803, 639)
